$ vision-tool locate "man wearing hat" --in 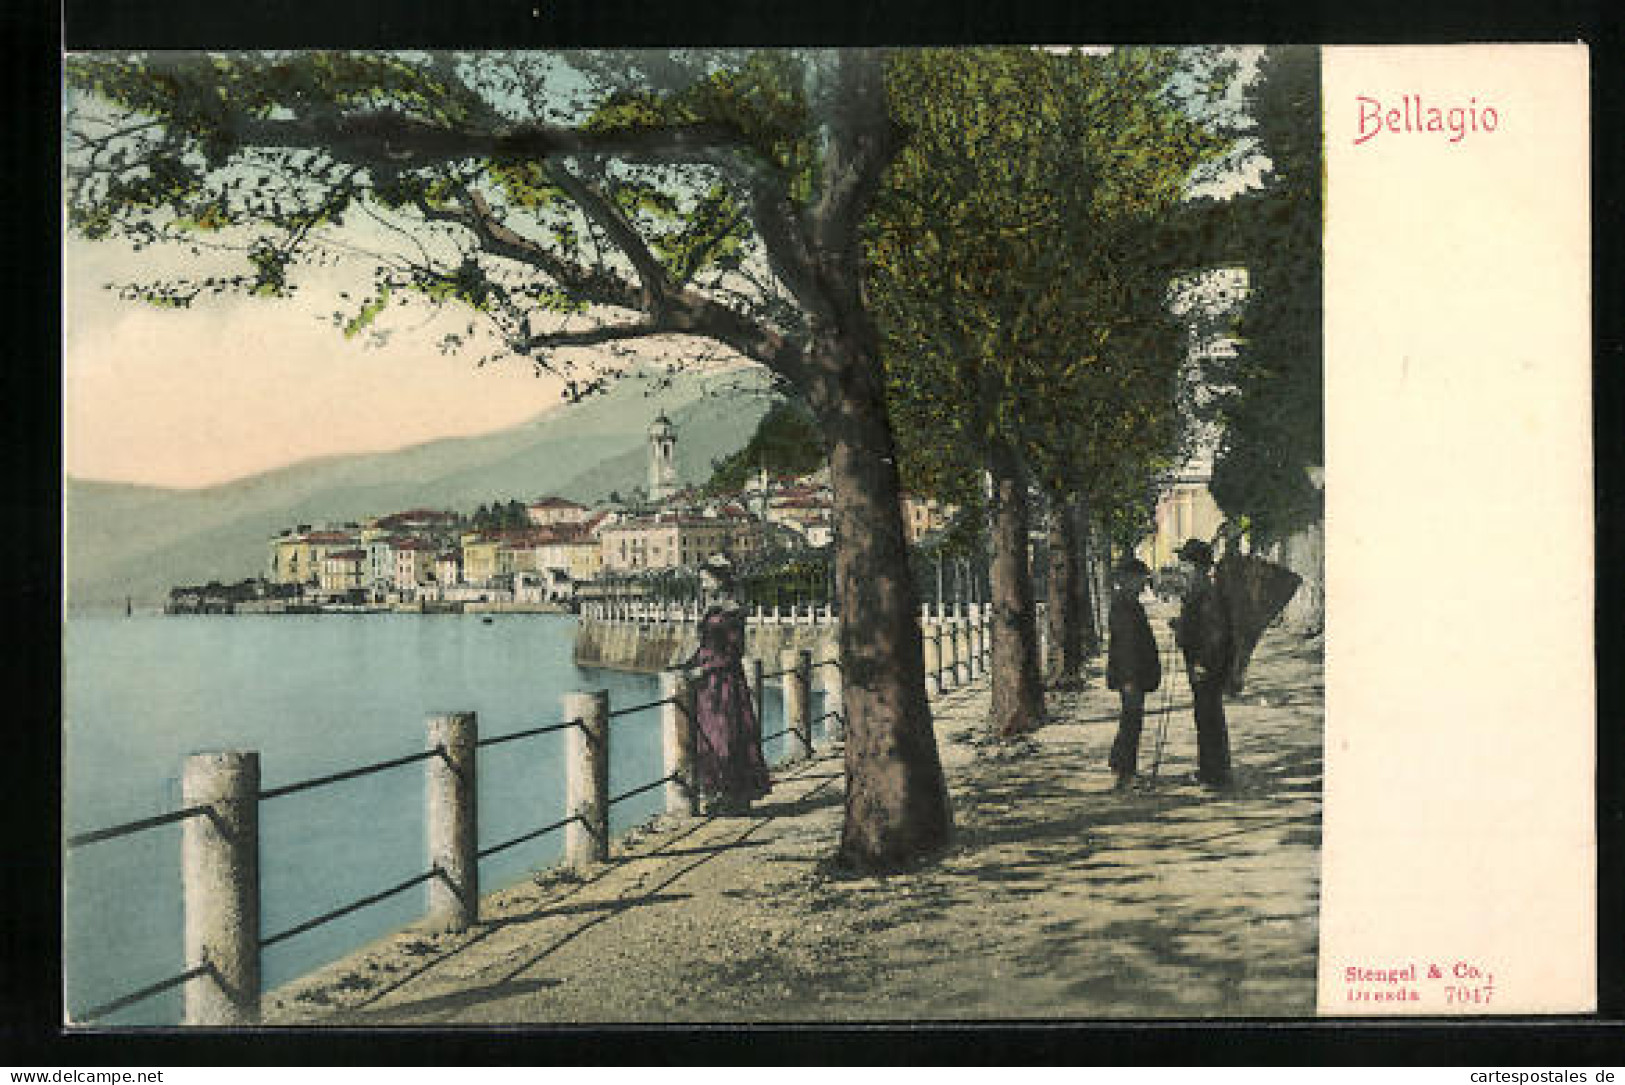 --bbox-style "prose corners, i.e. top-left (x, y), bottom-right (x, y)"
top-left (1174, 538), bottom-right (1235, 790)
top-left (1107, 557), bottom-right (1161, 791)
